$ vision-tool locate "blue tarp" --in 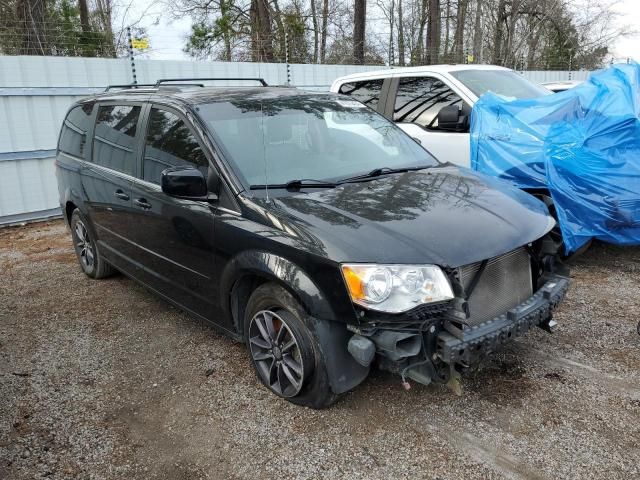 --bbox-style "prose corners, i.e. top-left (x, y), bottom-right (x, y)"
top-left (470, 63), bottom-right (640, 254)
